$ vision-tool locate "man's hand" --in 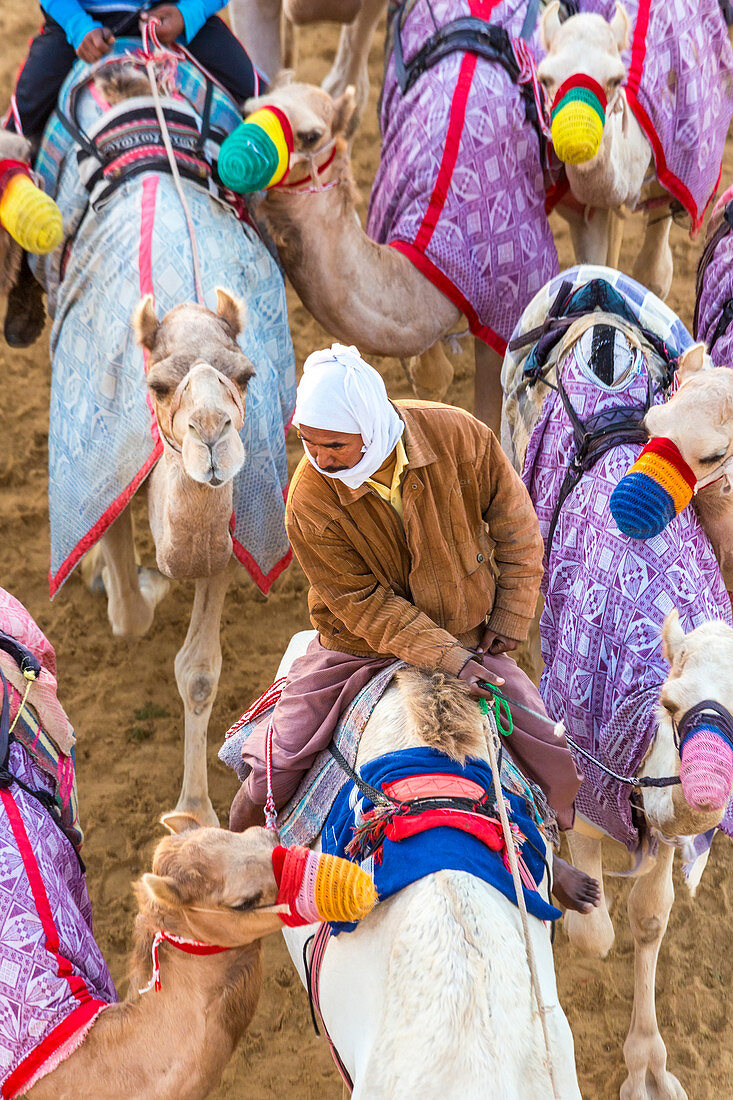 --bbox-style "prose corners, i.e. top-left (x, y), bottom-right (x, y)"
top-left (76, 26), bottom-right (114, 62)
top-left (457, 657), bottom-right (505, 700)
top-left (143, 5), bottom-right (186, 44)
top-left (477, 627), bottom-right (519, 656)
